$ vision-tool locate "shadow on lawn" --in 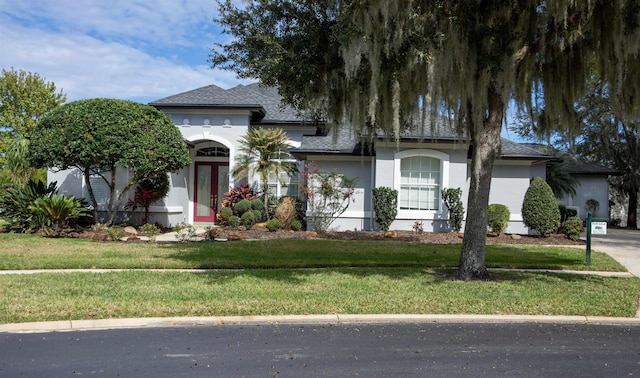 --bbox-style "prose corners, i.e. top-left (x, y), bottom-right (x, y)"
top-left (163, 241), bottom-right (594, 272)
top-left (165, 264), bottom-right (611, 288)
